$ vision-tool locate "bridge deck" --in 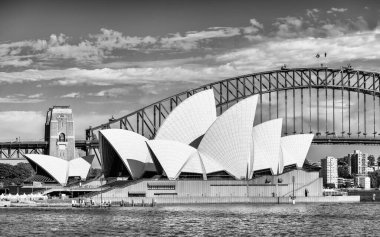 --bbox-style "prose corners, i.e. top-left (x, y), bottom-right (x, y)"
top-left (0, 140), bottom-right (99, 159)
top-left (0, 136), bottom-right (379, 160)
top-left (0, 140), bottom-right (99, 149)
